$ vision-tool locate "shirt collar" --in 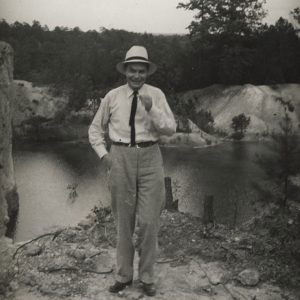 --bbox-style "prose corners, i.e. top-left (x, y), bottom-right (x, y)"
top-left (125, 83), bottom-right (146, 98)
